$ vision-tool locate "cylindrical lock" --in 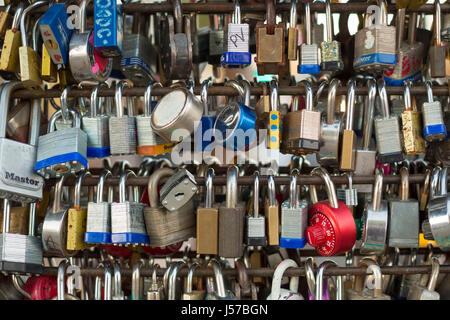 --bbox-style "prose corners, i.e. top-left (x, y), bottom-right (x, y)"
top-left (306, 167), bottom-right (356, 256)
